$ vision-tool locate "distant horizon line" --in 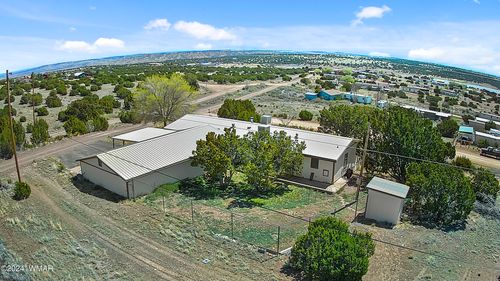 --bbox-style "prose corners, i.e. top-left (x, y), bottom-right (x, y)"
top-left (2, 49), bottom-right (500, 80)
